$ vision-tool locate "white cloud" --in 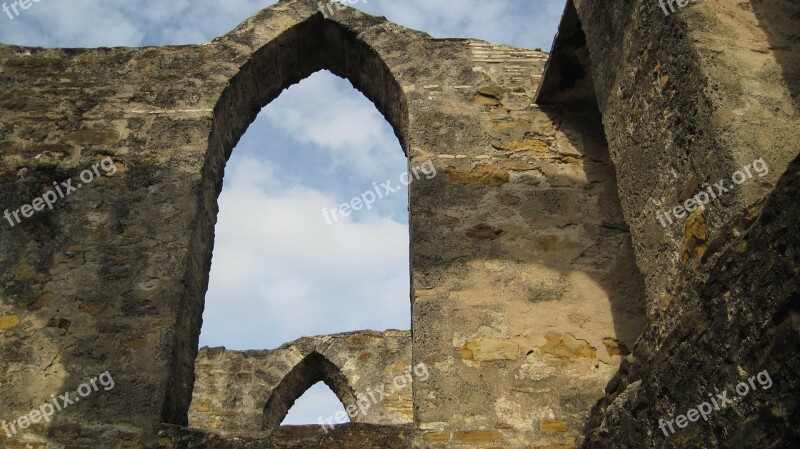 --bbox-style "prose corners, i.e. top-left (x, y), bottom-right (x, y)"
top-left (0, 1), bottom-right (563, 53)
top-left (262, 71), bottom-right (401, 178)
top-left (0, 0), bottom-right (275, 47)
top-left (361, 0), bottom-right (564, 50)
top-left (199, 154), bottom-right (410, 350)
